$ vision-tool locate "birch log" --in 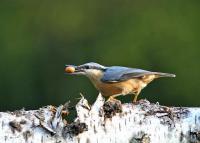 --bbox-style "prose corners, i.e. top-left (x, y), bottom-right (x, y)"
top-left (0, 94), bottom-right (200, 143)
